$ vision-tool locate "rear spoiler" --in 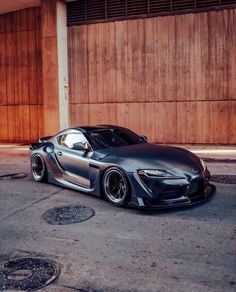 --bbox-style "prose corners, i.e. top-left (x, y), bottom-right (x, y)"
top-left (39, 136), bottom-right (53, 143)
top-left (29, 136), bottom-right (53, 151)
top-left (29, 142), bottom-right (45, 150)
